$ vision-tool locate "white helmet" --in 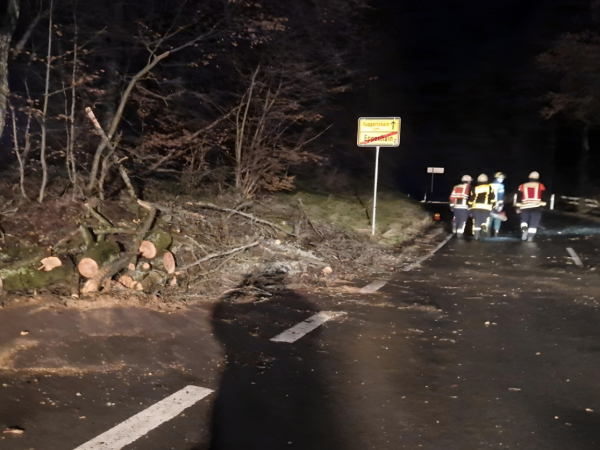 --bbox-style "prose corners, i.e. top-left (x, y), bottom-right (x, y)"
top-left (461, 175), bottom-right (472, 183)
top-left (529, 171), bottom-right (540, 180)
top-left (477, 173), bottom-right (488, 183)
